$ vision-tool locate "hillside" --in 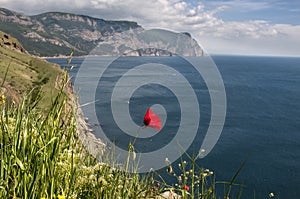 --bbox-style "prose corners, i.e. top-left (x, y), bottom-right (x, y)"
top-left (0, 30), bottom-right (63, 107)
top-left (0, 8), bottom-right (203, 57)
